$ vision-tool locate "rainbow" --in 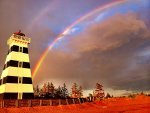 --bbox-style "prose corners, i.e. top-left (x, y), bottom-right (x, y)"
top-left (32, 0), bottom-right (127, 79)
